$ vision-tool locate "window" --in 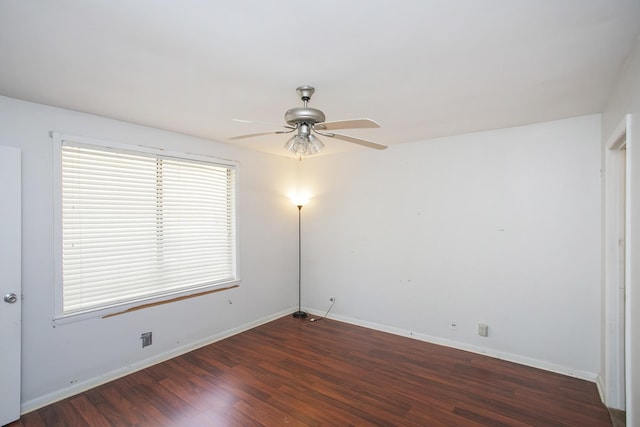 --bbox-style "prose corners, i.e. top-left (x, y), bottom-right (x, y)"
top-left (52, 133), bottom-right (238, 320)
